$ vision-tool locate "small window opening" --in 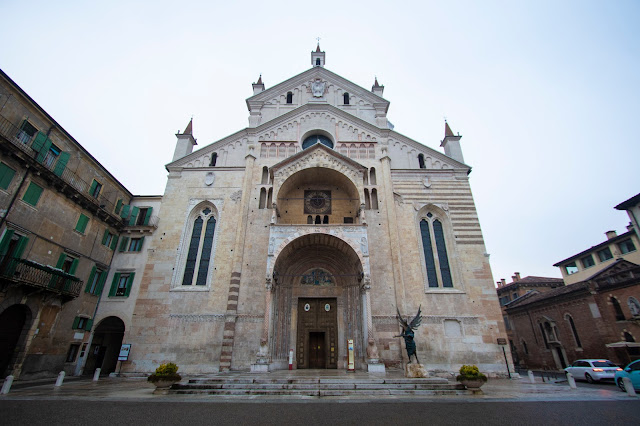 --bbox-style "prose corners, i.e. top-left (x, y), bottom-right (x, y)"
top-left (210, 153), bottom-right (217, 167)
top-left (307, 215), bottom-right (313, 224)
top-left (316, 58), bottom-right (321, 66)
top-left (286, 92), bottom-right (293, 104)
top-left (315, 215), bottom-right (321, 224)
top-left (343, 93), bottom-right (349, 105)
top-left (323, 215), bottom-right (329, 224)
top-left (418, 154), bottom-right (426, 169)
